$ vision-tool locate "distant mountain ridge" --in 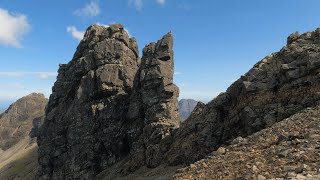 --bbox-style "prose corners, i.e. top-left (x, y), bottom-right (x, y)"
top-left (178, 99), bottom-right (199, 121)
top-left (0, 93), bottom-right (47, 180)
top-left (0, 93), bottom-right (47, 151)
top-left (30, 24), bottom-right (320, 179)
